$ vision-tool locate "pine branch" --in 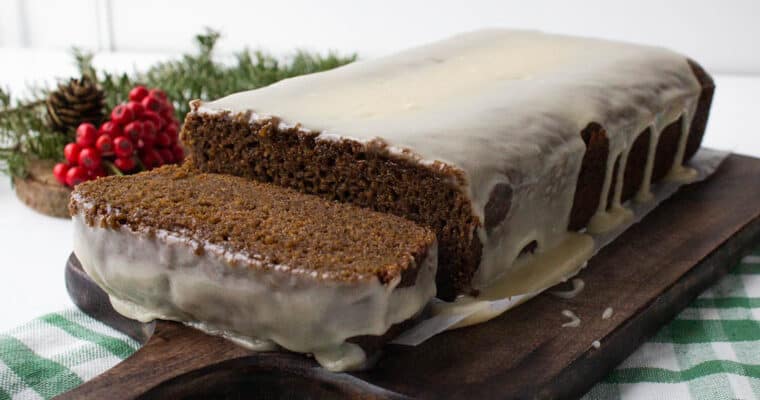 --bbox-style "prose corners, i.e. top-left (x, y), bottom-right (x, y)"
top-left (78, 28), bottom-right (356, 120)
top-left (72, 48), bottom-right (97, 82)
top-left (1, 28), bottom-right (356, 181)
top-left (0, 88), bottom-right (68, 178)
top-left (0, 100), bottom-right (45, 118)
